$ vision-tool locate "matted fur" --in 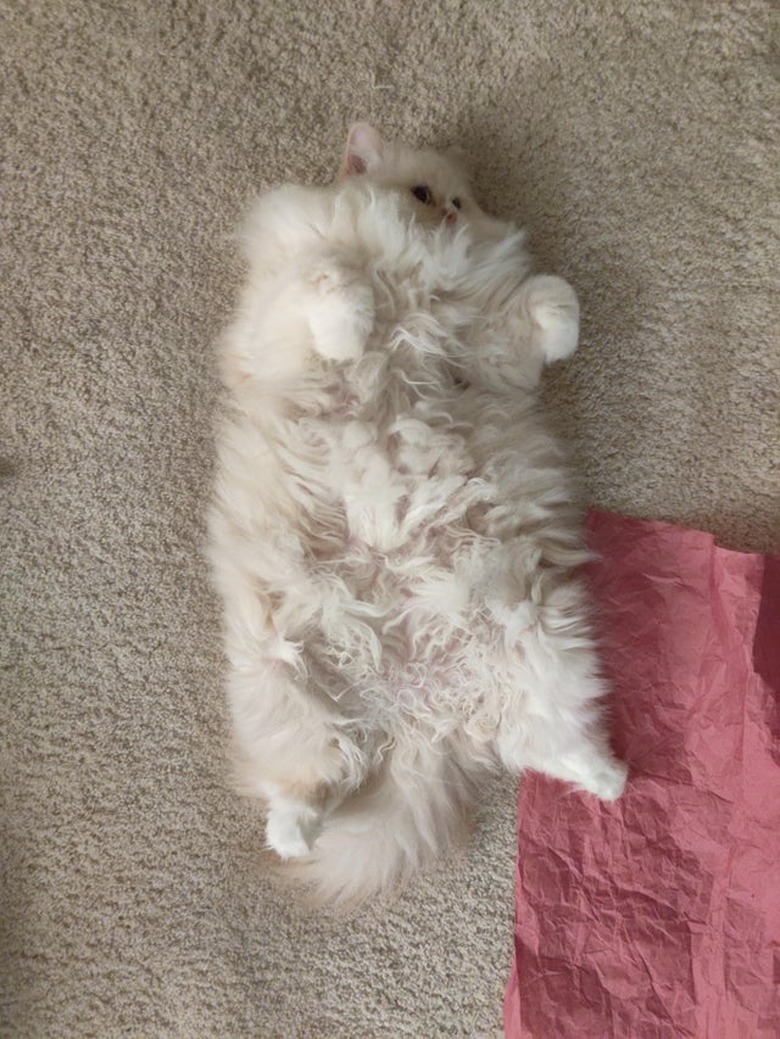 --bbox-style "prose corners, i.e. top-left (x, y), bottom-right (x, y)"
top-left (208, 124), bottom-right (627, 906)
